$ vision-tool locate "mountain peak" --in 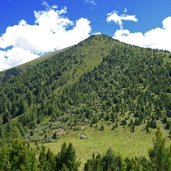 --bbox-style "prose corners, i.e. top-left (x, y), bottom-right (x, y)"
top-left (86, 34), bottom-right (114, 42)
